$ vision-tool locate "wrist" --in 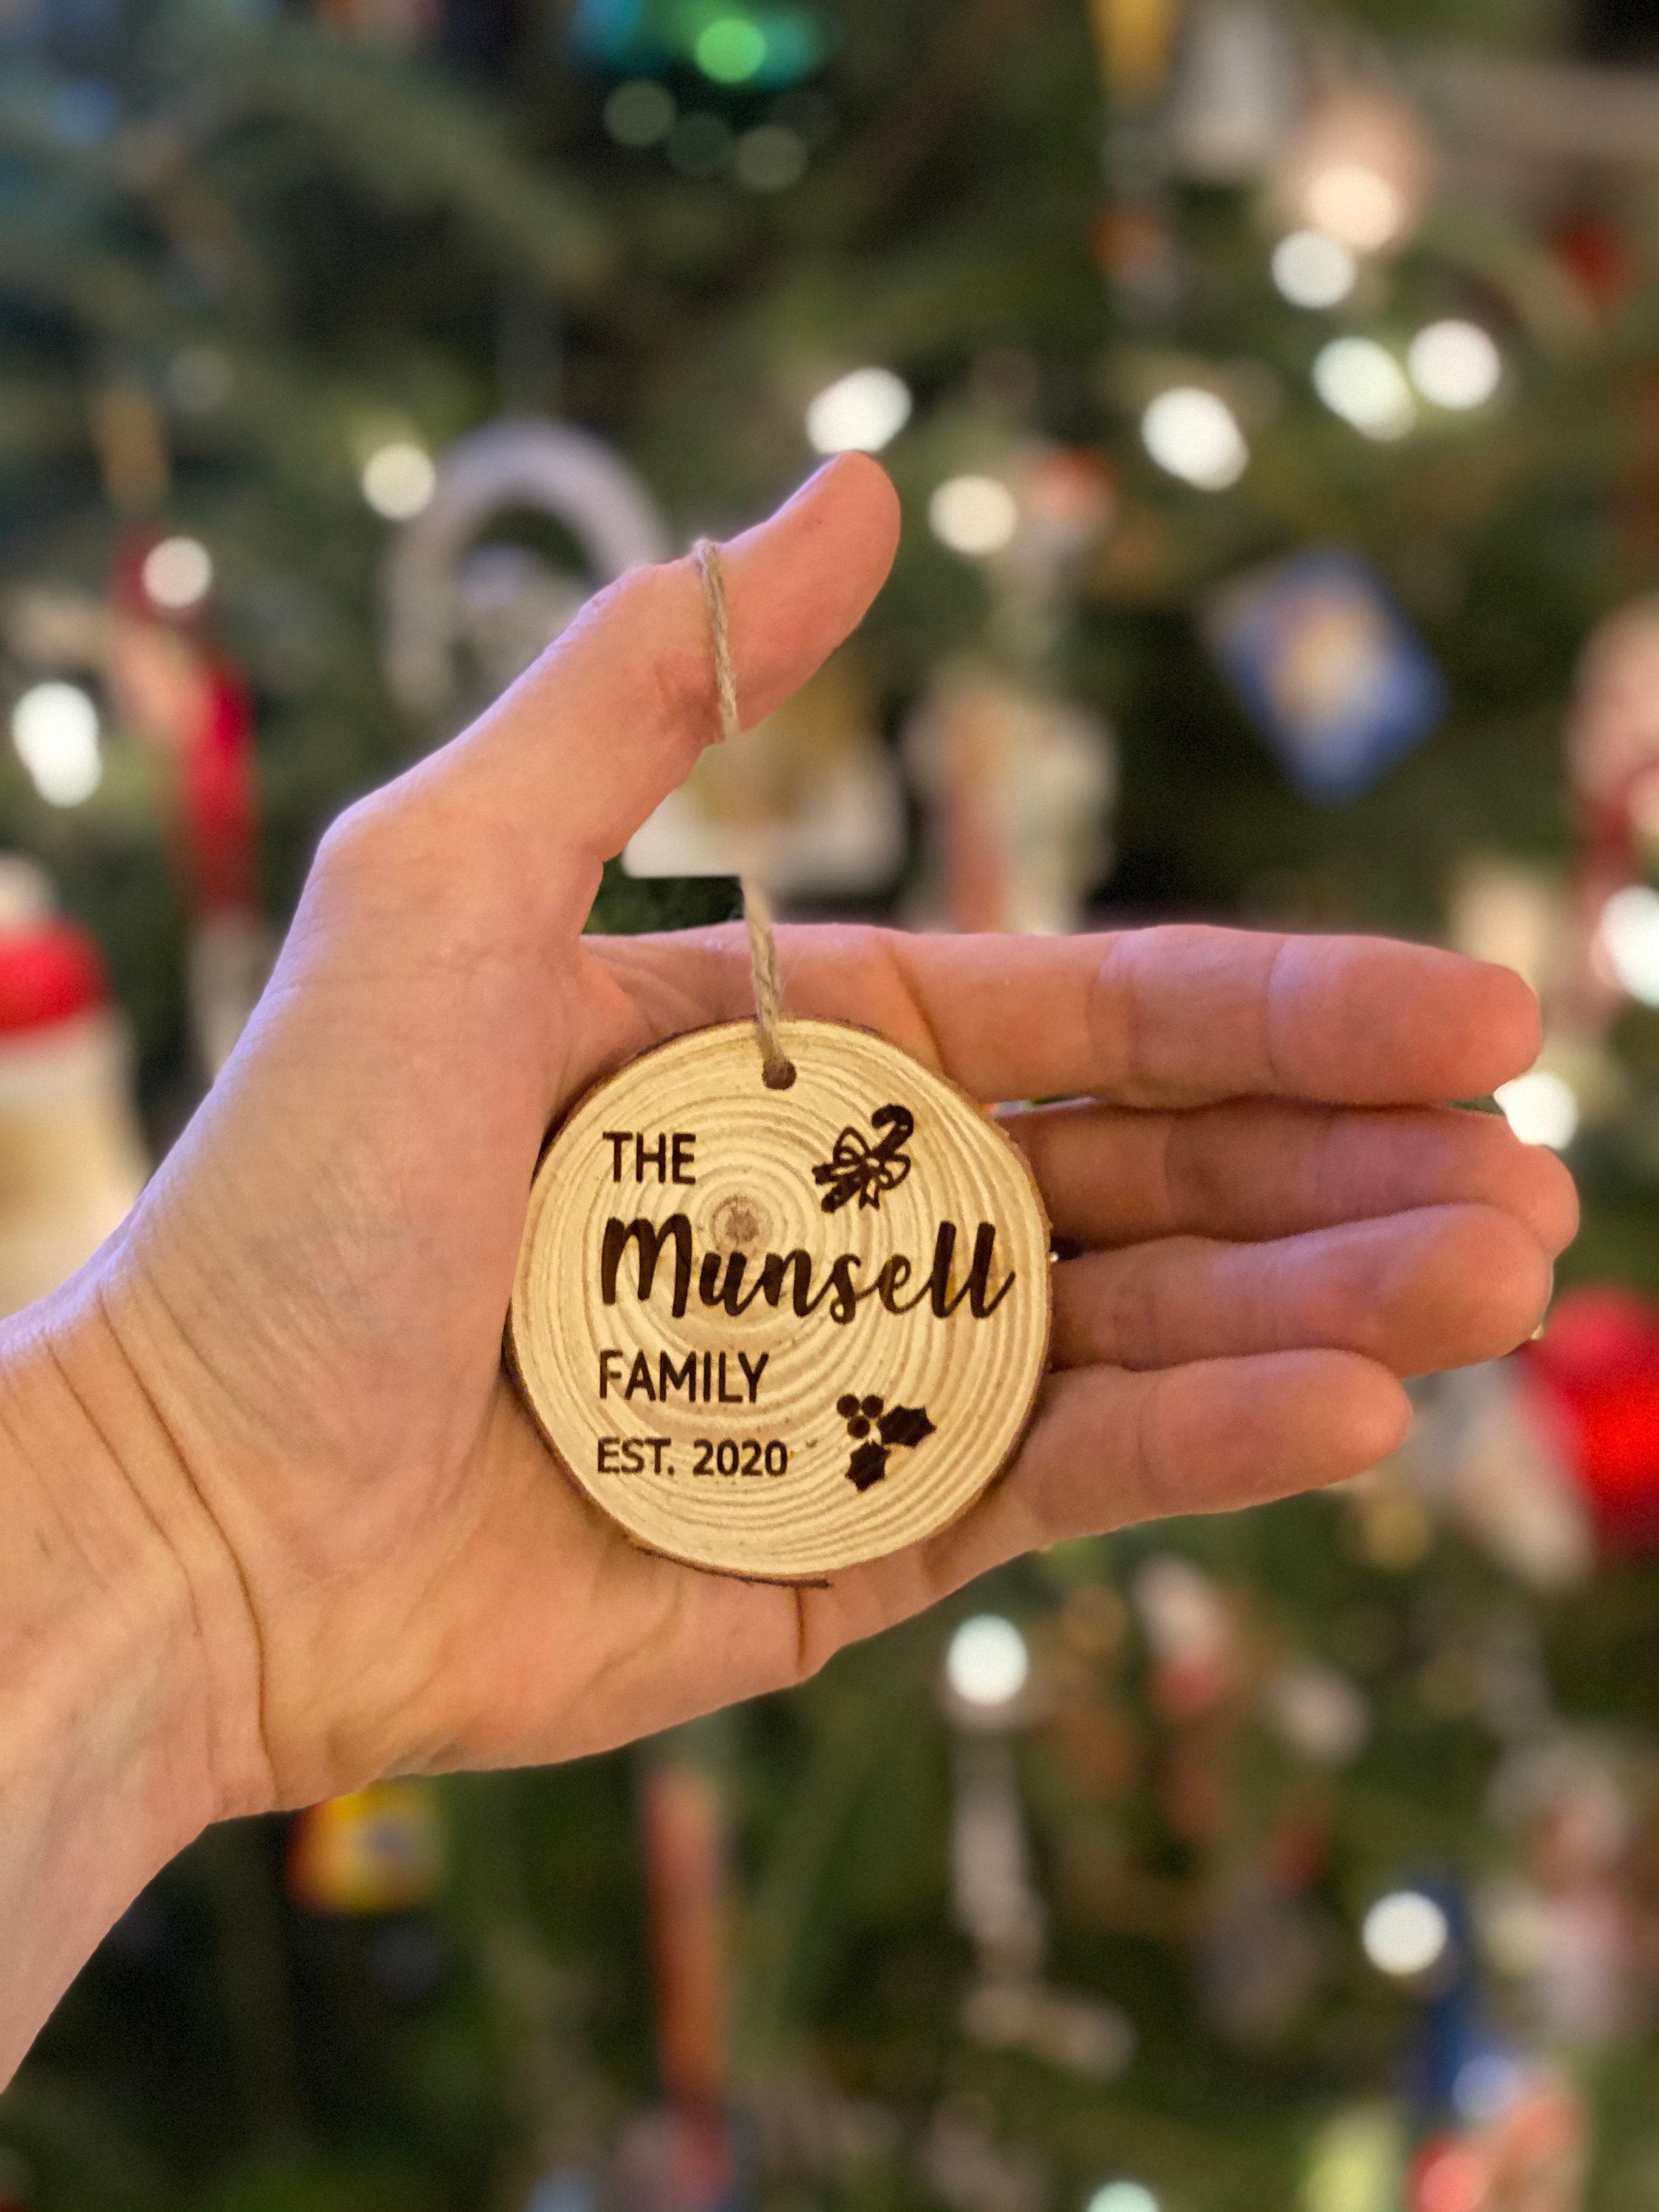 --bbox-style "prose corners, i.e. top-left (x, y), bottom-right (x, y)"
top-left (0, 1281), bottom-right (265, 2079)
